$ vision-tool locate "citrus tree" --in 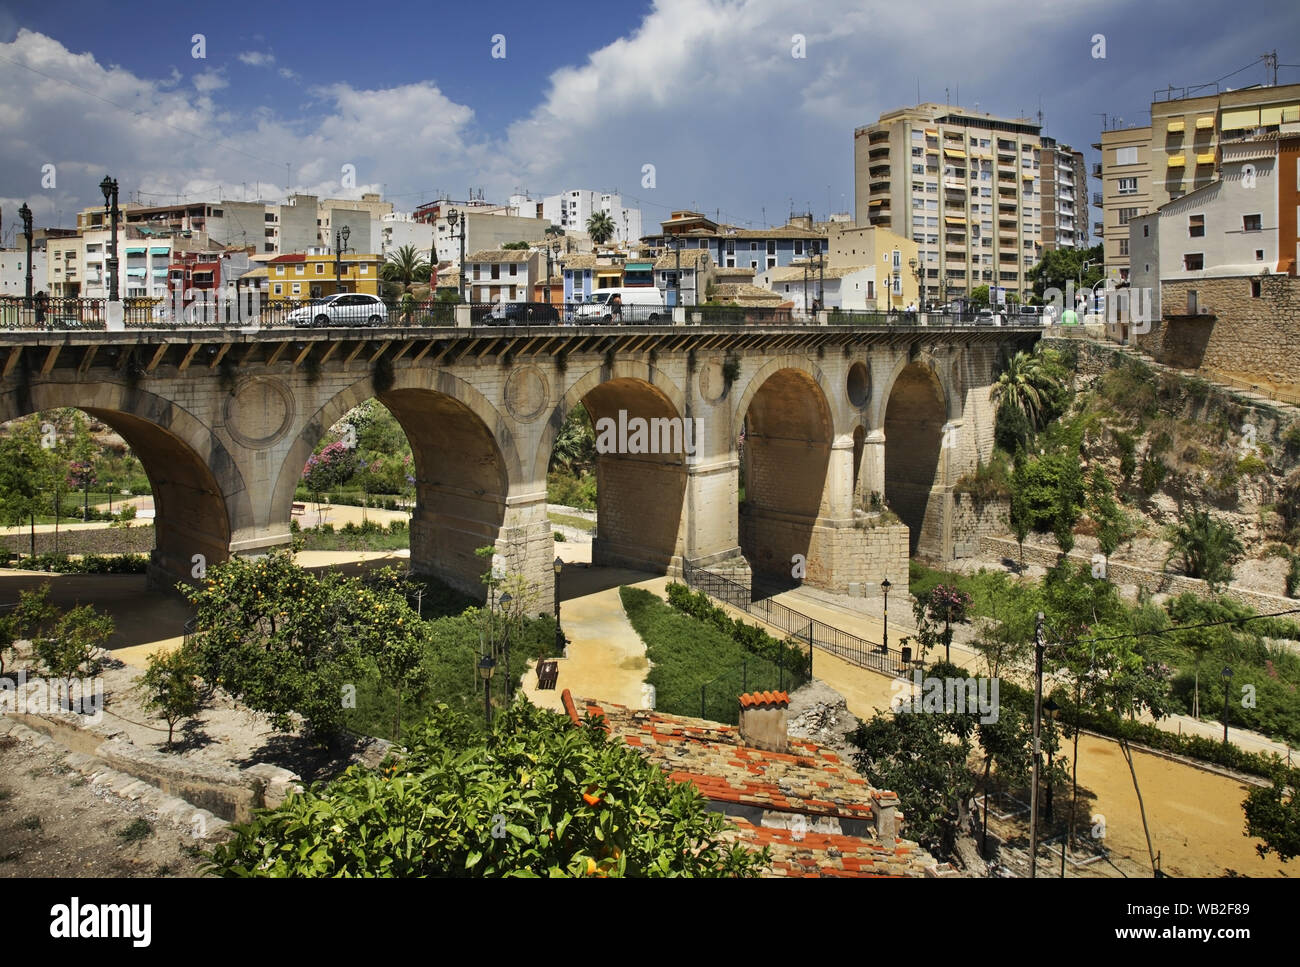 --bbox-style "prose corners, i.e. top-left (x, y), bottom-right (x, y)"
top-left (205, 701), bottom-right (769, 878)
